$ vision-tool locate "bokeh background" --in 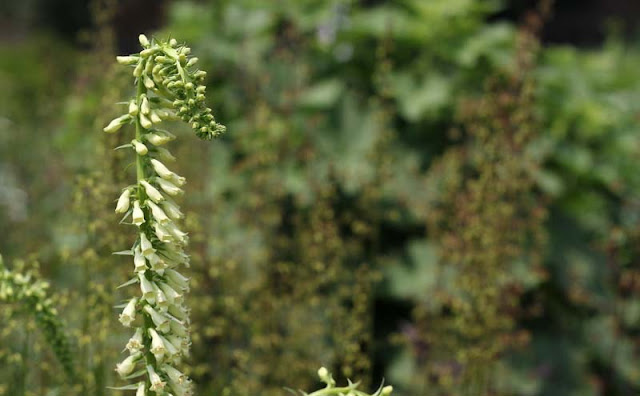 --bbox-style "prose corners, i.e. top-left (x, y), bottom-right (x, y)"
top-left (1, 0), bottom-right (640, 395)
